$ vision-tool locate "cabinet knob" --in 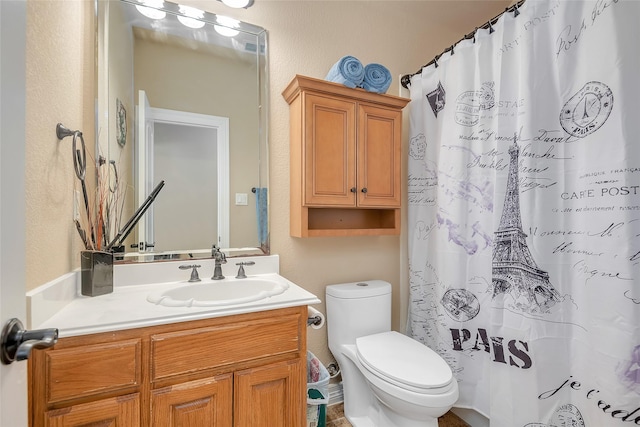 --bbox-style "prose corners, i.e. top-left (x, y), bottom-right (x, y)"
top-left (361, 188), bottom-right (368, 193)
top-left (350, 187), bottom-right (356, 193)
